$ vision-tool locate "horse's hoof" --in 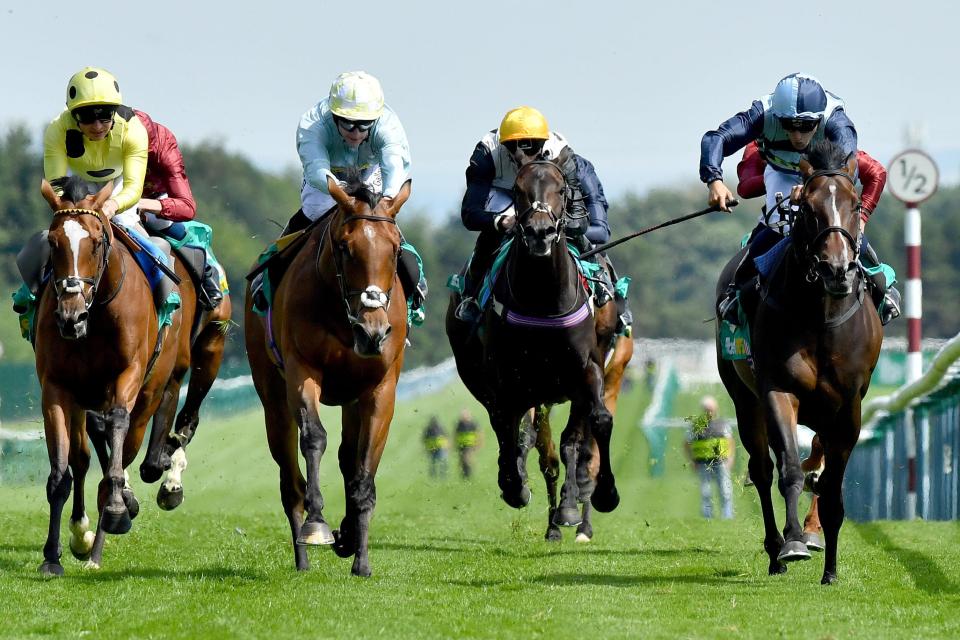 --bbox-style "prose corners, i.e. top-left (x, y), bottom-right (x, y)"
top-left (69, 532), bottom-right (95, 561)
top-left (157, 485), bottom-right (184, 511)
top-left (297, 521), bottom-right (335, 546)
top-left (590, 486), bottom-right (620, 513)
top-left (499, 485), bottom-right (531, 509)
top-left (777, 540), bottom-right (812, 563)
top-left (552, 506), bottom-right (582, 527)
top-left (38, 561), bottom-right (64, 577)
top-left (331, 529), bottom-right (355, 558)
top-left (123, 488), bottom-right (140, 520)
top-left (545, 527), bottom-right (562, 542)
top-left (768, 562), bottom-right (788, 575)
top-left (575, 532), bottom-right (592, 544)
top-left (803, 531), bottom-right (825, 552)
top-left (351, 560), bottom-right (372, 578)
top-left (139, 462), bottom-right (163, 484)
top-left (81, 560), bottom-right (101, 571)
top-left (803, 471), bottom-right (820, 493)
top-left (821, 571), bottom-right (838, 585)
top-left (101, 506), bottom-right (132, 535)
